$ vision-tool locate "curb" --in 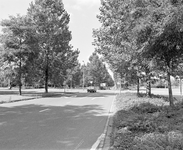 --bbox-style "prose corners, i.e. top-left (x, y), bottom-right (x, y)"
top-left (0, 97), bottom-right (36, 104)
top-left (97, 95), bottom-right (116, 150)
